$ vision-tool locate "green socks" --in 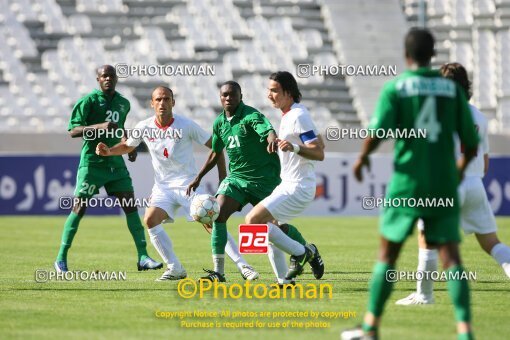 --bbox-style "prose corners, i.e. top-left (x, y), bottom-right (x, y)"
top-left (211, 221), bottom-right (227, 255)
top-left (367, 262), bottom-right (395, 317)
top-left (56, 212), bottom-right (83, 262)
top-left (286, 224), bottom-right (307, 246)
top-left (125, 211), bottom-right (148, 261)
top-left (447, 265), bottom-right (471, 323)
top-left (57, 211), bottom-right (148, 262)
top-left (458, 333), bottom-right (474, 340)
